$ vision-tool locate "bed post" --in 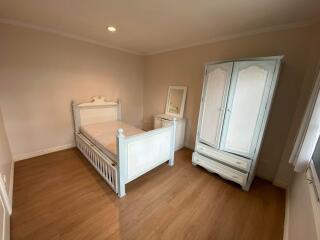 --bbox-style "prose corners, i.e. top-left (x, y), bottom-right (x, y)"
top-left (71, 100), bottom-right (80, 133)
top-left (168, 118), bottom-right (176, 166)
top-left (117, 99), bottom-right (122, 121)
top-left (117, 128), bottom-right (126, 197)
